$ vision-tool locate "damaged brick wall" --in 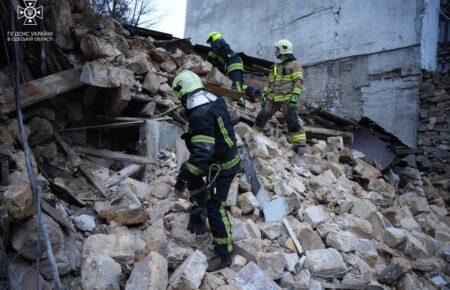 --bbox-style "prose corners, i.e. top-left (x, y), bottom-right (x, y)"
top-left (417, 71), bottom-right (450, 175)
